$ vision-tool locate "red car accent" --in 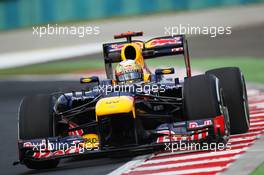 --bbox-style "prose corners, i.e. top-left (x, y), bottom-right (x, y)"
top-left (213, 115), bottom-right (226, 136)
